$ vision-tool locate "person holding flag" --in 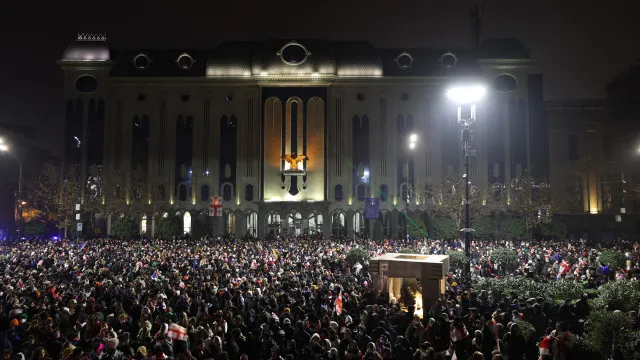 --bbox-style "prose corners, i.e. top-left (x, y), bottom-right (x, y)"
top-left (335, 291), bottom-right (343, 315)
